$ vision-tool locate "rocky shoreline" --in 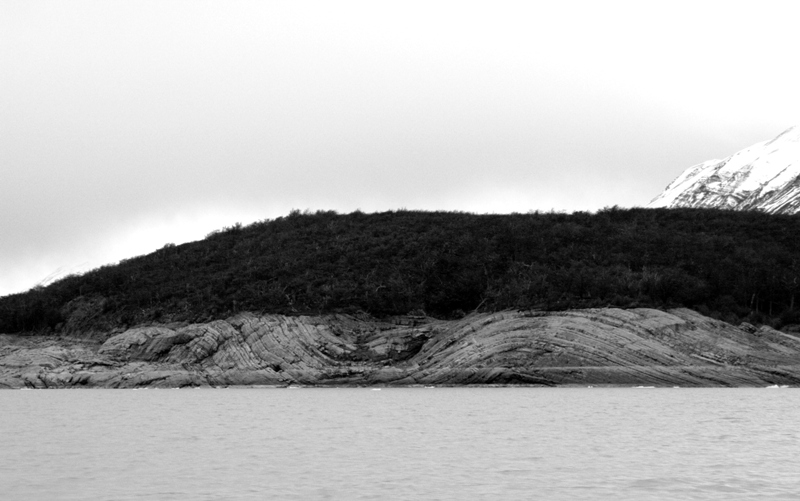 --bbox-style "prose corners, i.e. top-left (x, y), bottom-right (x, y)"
top-left (3, 308), bottom-right (800, 389)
